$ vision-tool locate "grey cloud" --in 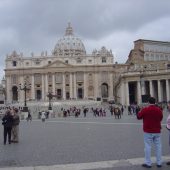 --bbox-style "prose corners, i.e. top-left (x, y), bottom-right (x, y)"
top-left (2, 0), bottom-right (170, 39)
top-left (0, 0), bottom-right (170, 78)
